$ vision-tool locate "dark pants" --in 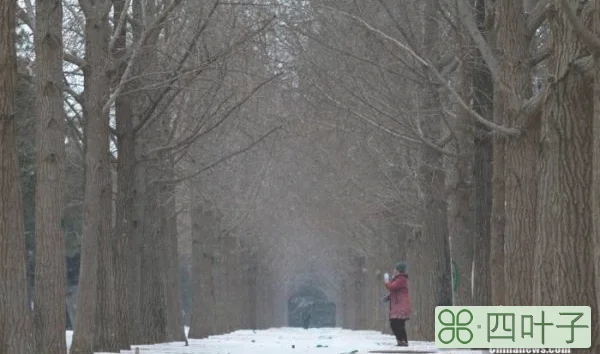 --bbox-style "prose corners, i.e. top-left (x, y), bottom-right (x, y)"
top-left (390, 318), bottom-right (408, 343)
top-left (302, 315), bottom-right (310, 329)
